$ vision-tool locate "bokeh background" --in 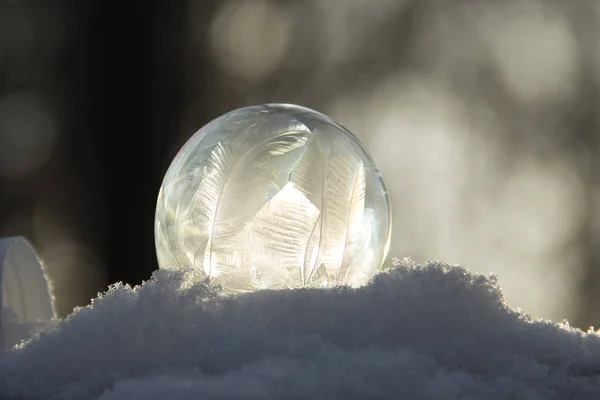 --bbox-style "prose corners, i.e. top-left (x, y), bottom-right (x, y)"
top-left (0, 0), bottom-right (598, 329)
